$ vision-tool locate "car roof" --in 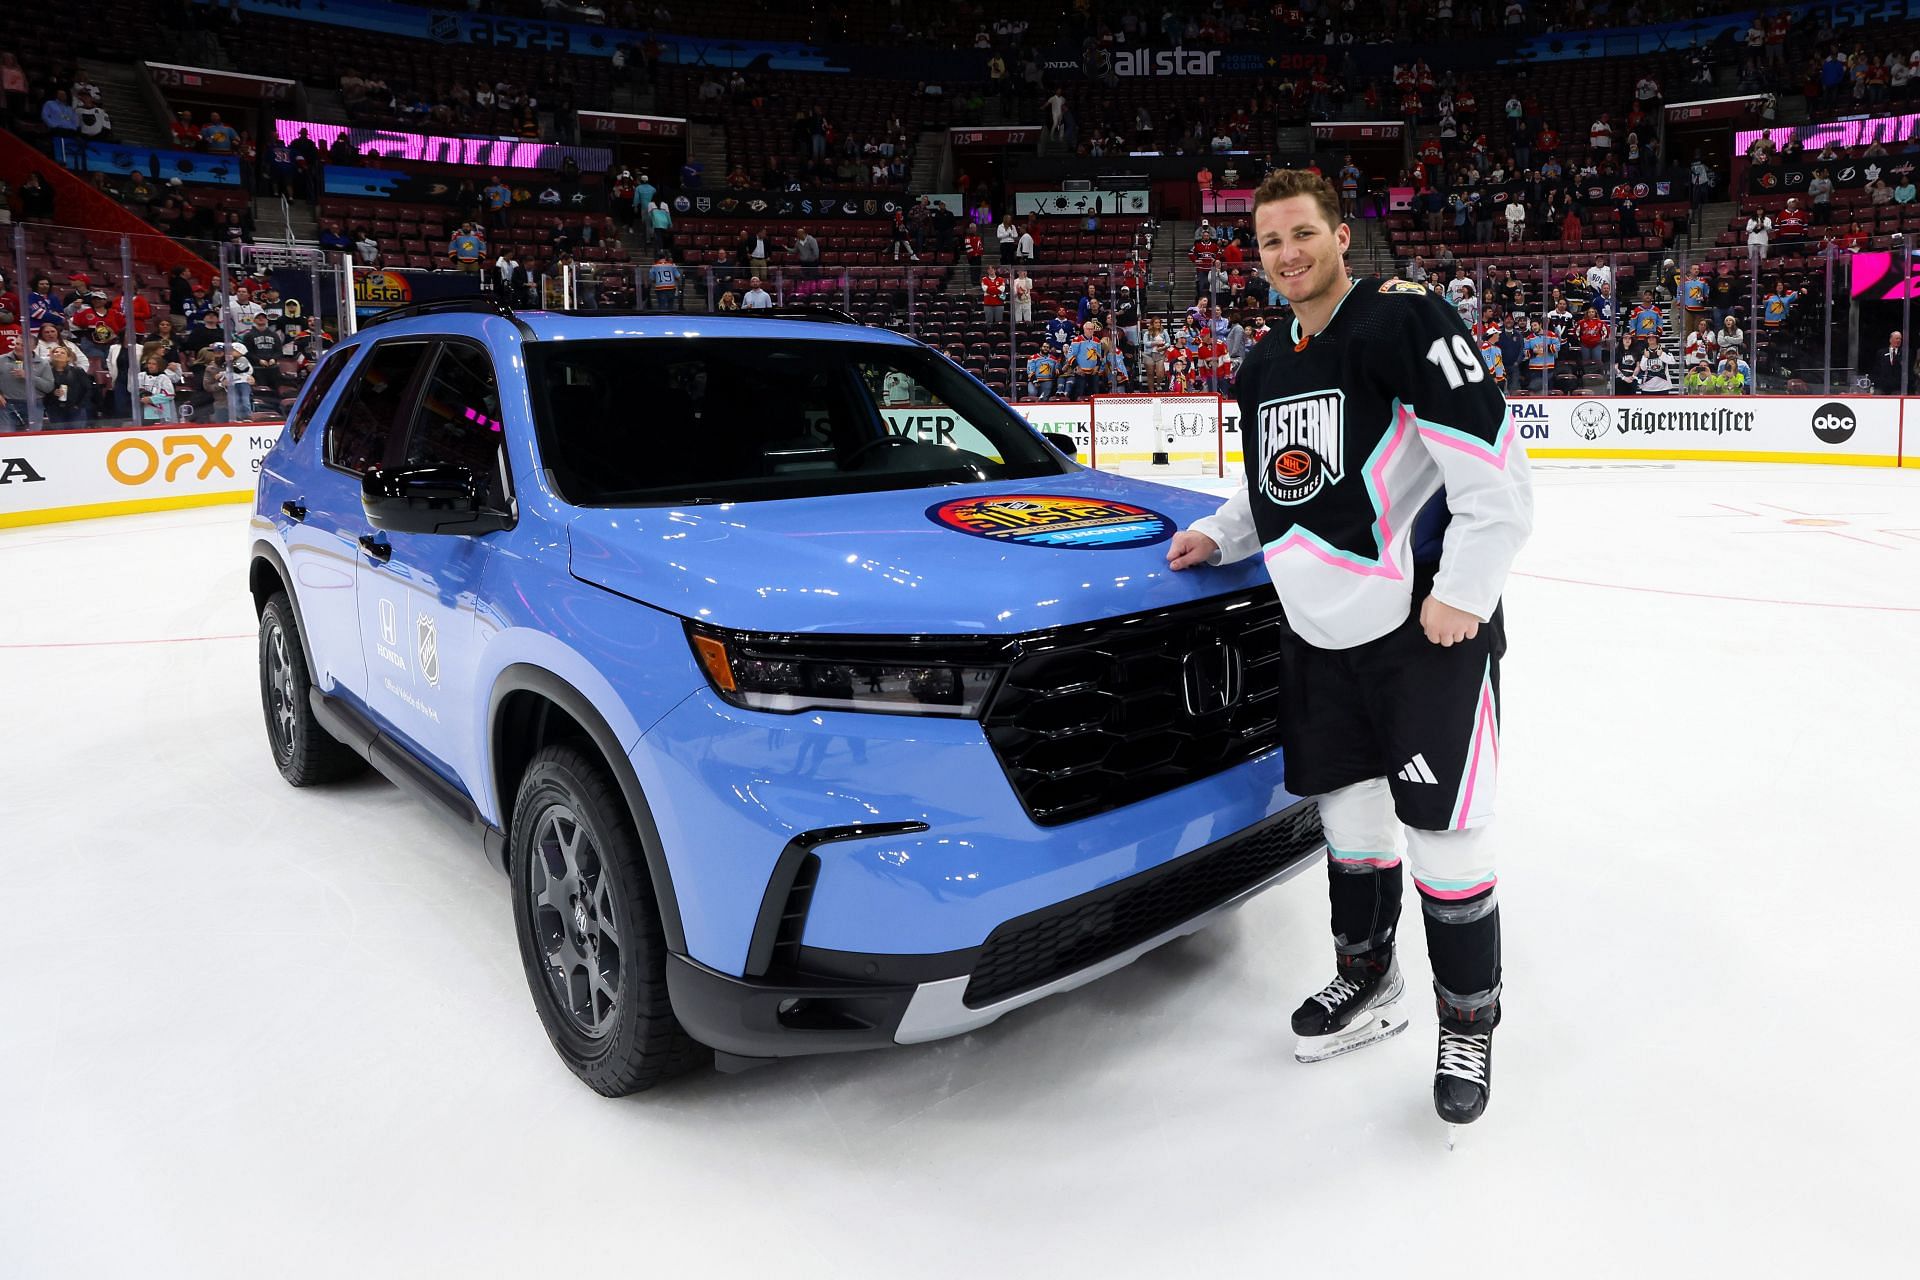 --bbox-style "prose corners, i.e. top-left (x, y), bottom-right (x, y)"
top-left (344, 308), bottom-right (925, 351)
